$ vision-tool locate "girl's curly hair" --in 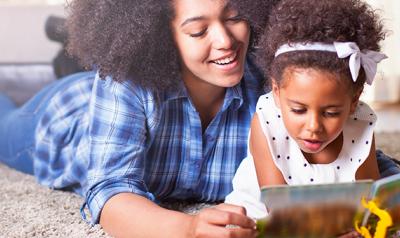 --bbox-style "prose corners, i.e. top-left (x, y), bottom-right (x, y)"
top-left (66, 0), bottom-right (279, 91)
top-left (258, 0), bottom-right (386, 93)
